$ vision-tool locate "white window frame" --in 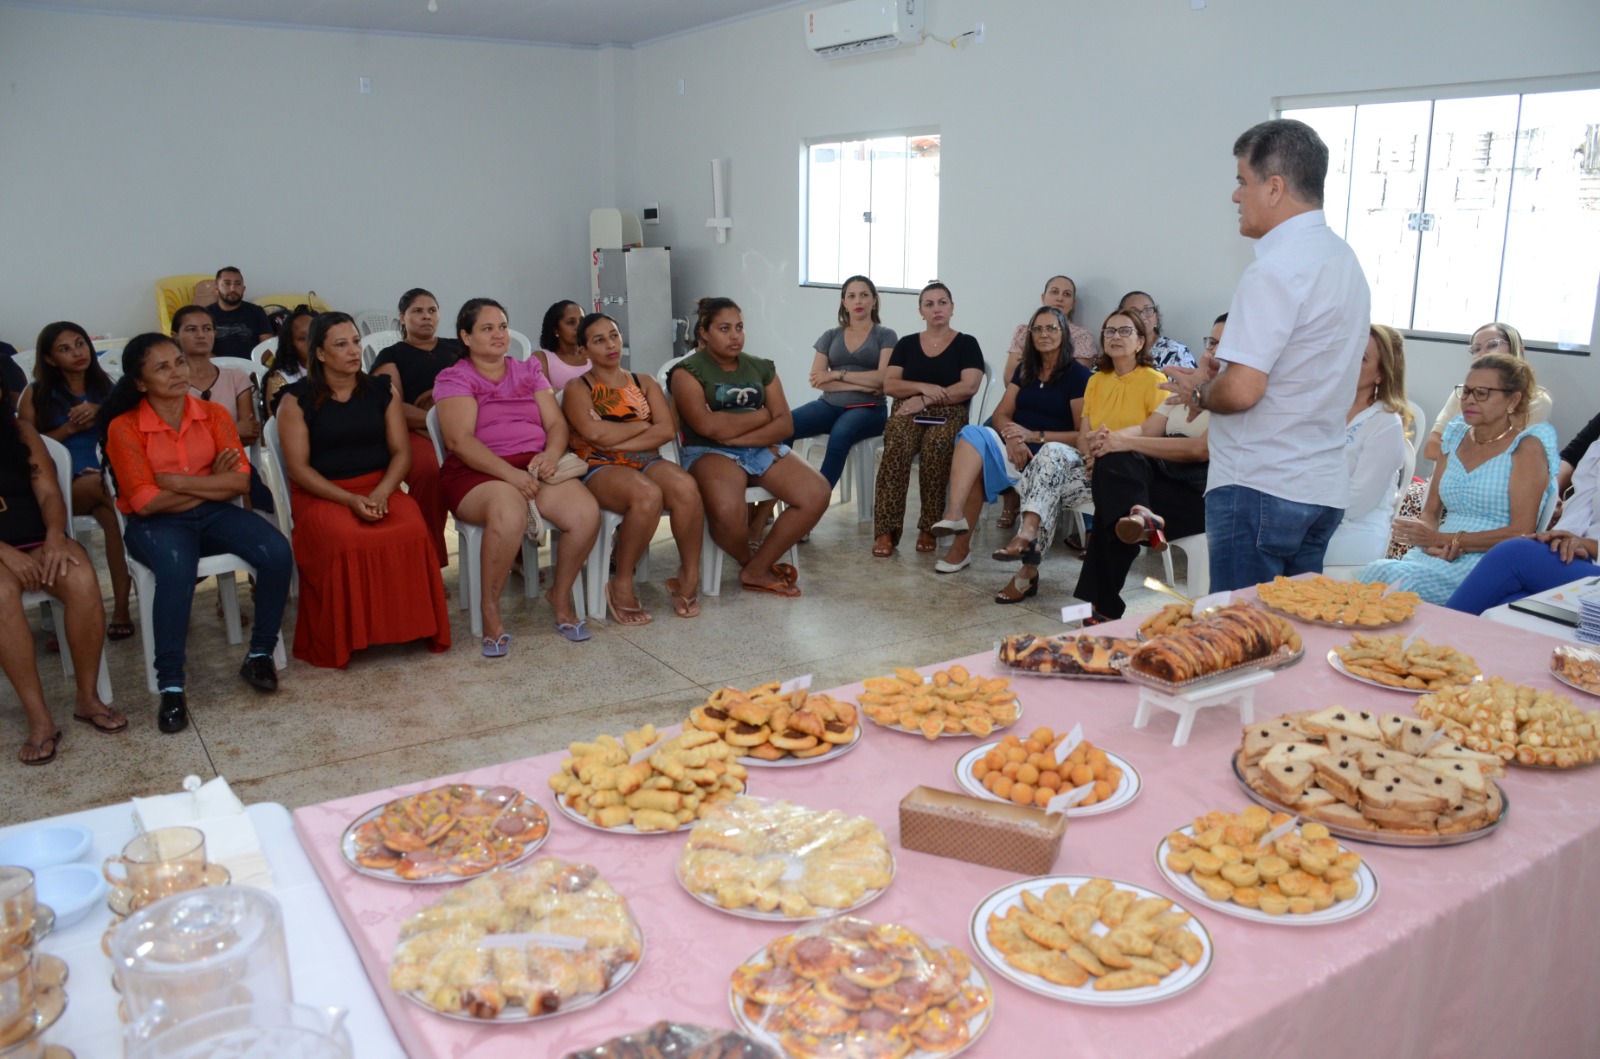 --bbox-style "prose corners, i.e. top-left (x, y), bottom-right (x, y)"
top-left (1280, 73), bottom-right (1600, 355)
top-left (799, 127), bottom-right (941, 293)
